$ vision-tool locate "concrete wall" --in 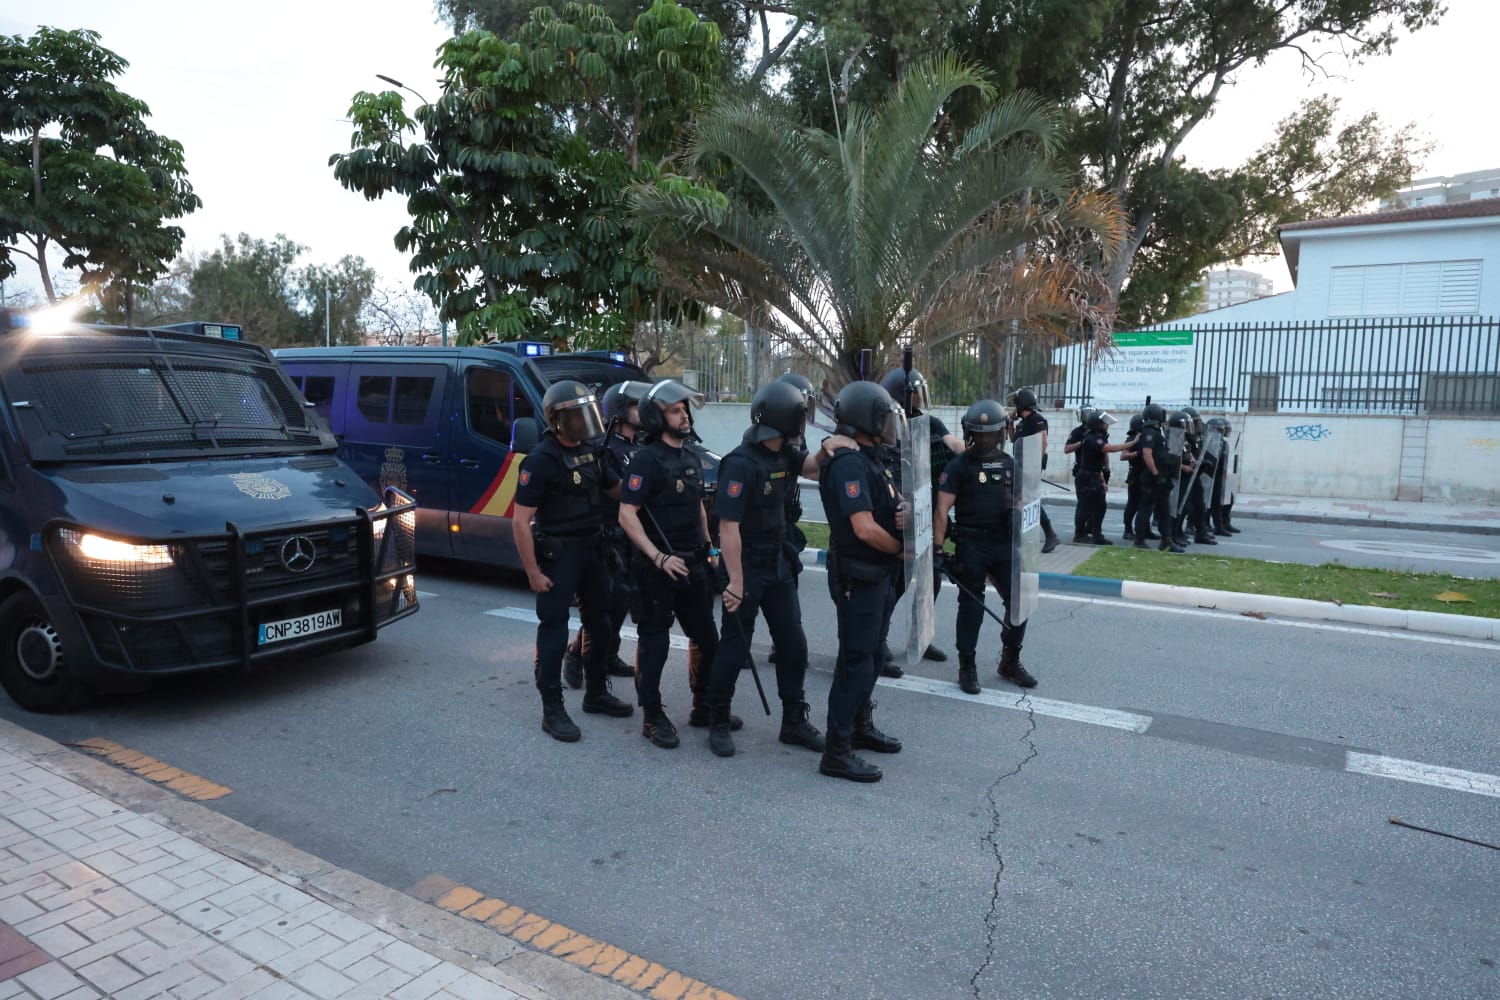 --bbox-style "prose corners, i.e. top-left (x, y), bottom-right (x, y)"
top-left (693, 403), bottom-right (1500, 502)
